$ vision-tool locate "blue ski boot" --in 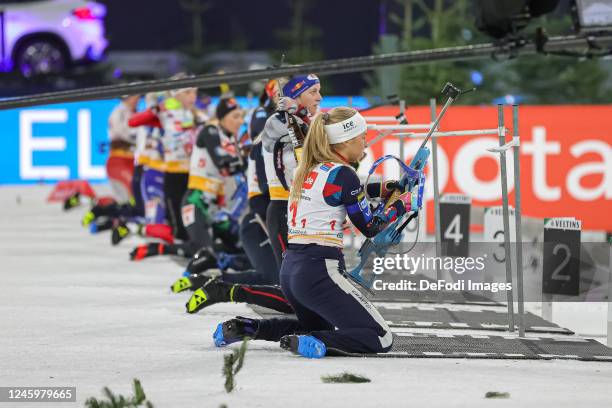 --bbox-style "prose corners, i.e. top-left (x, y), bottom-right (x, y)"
top-left (280, 335), bottom-right (327, 359)
top-left (213, 316), bottom-right (259, 347)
